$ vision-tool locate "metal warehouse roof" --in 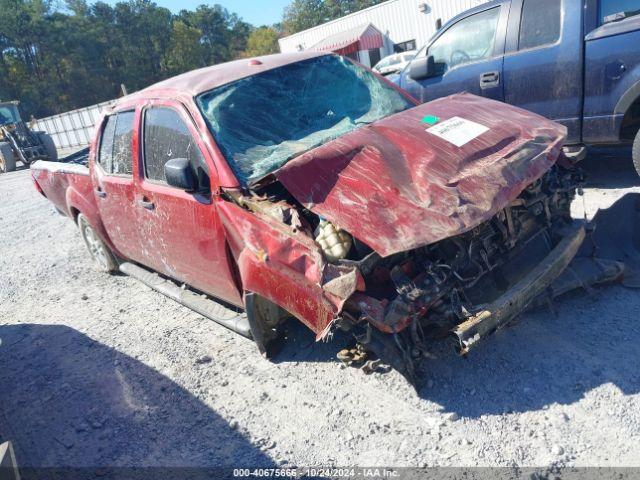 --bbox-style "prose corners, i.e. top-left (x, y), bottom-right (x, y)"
top-left (279, 0), bottom-right (489, 54)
